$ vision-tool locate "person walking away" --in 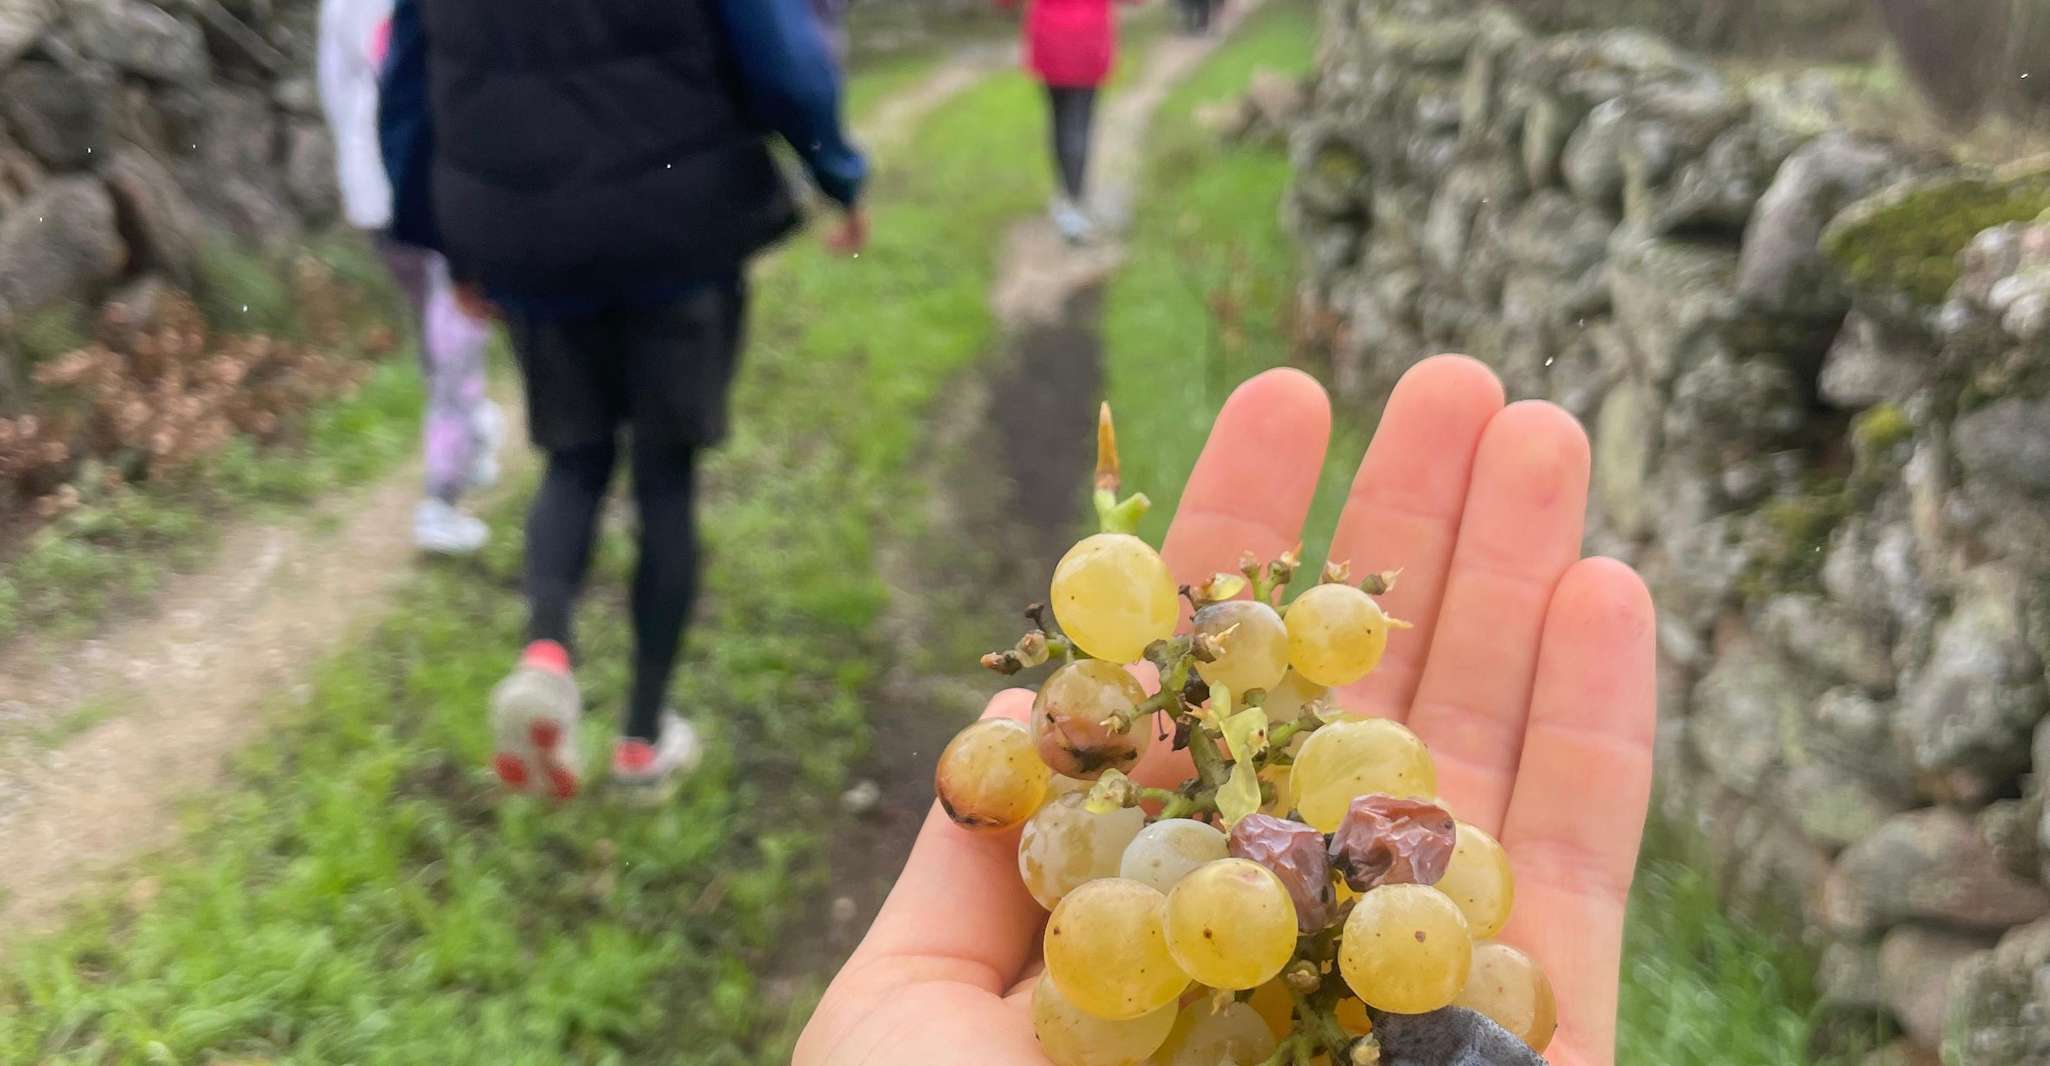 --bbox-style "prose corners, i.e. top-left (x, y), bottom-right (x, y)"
top-left (316, 0), bottom-right (500, 555)
top-left (1006, 0), bottom-right (1131, 243)
top-left (1176, 0), bottom-right (1218, 34)
top-left (380, 0), bottom-right (869, 803)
